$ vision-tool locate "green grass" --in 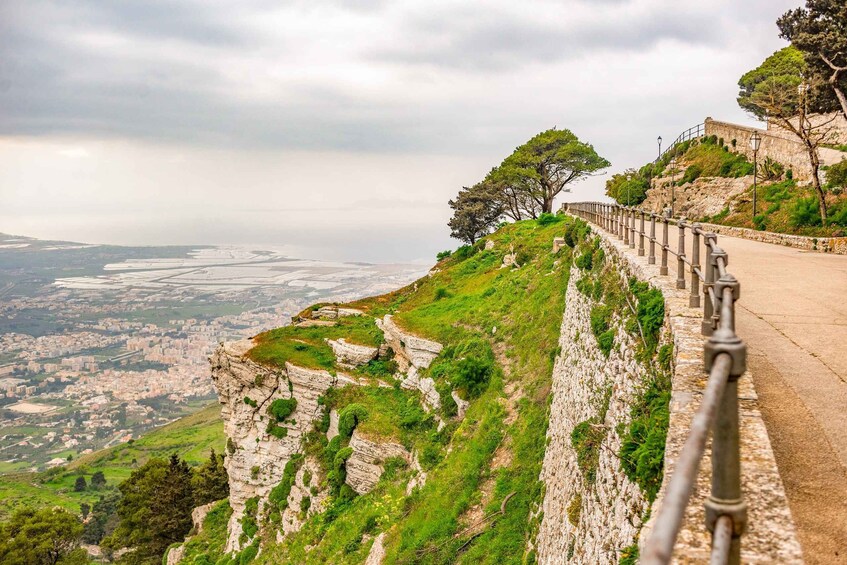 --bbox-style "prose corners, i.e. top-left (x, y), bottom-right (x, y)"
top-left (248, 314), bottom-right (384, 371)
top-left (0, 403), bottom-right (224, 520)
